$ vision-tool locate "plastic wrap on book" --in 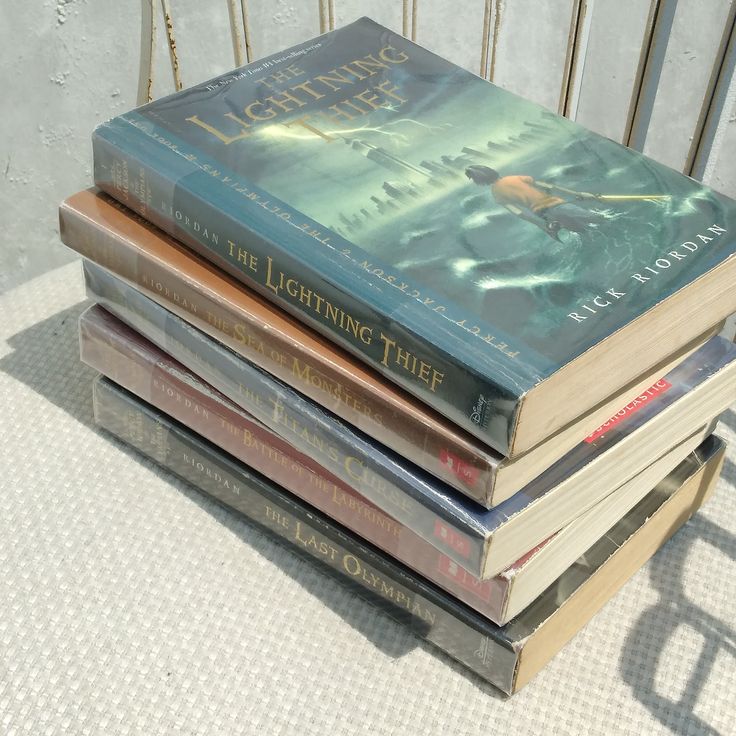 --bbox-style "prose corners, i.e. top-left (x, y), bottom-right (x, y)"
top-left (91, 375), bottom-right (727, 693)
top-left (79, 308), bottom-right (156, 405)
top-left (80, 296), bottom-right (548, 622)
top-left (76, 296), bottom-right (719, 628)
top-left (79, 305), bottom-right (494, 595)
top-left (82, 263), bottom-right (723, 623)
top-left (83, 261), bottom-right (489, 575)
top-left (59, 189), bottom-right (500, 504)
top-left (82, 259), bottom-right (736, 579)
top-left (80, 302), bottom-right (513, 621)
top-left (91, 376), bottom-right (521, 693)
